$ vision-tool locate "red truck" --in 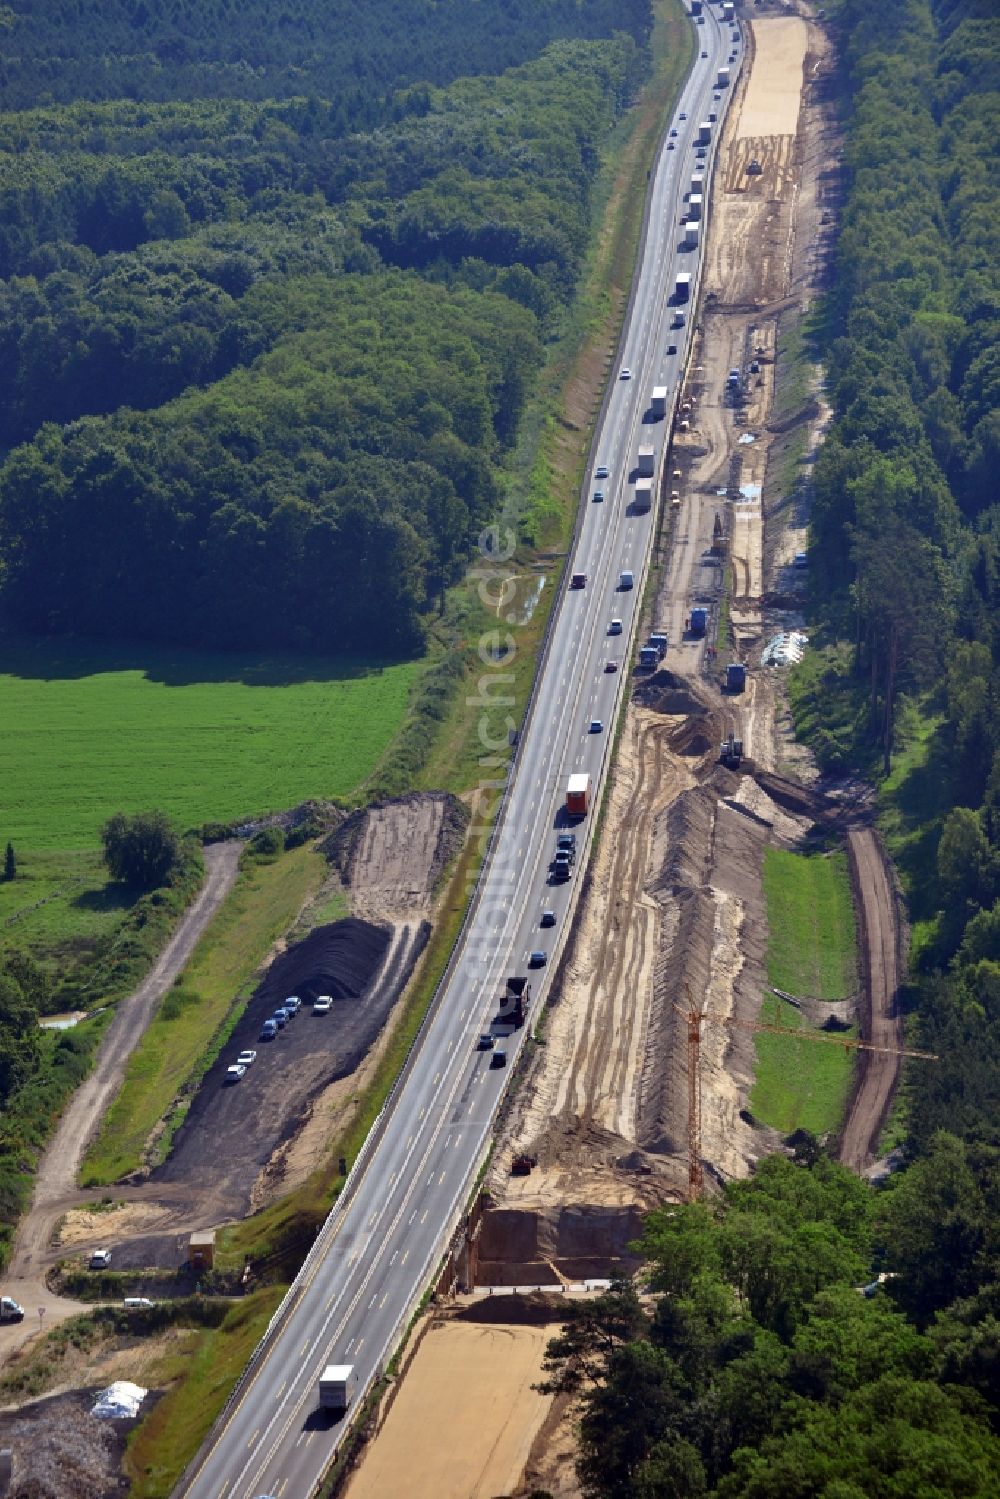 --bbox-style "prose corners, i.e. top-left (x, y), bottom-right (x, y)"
top-left (566, 773), bottom-right (591, 816)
